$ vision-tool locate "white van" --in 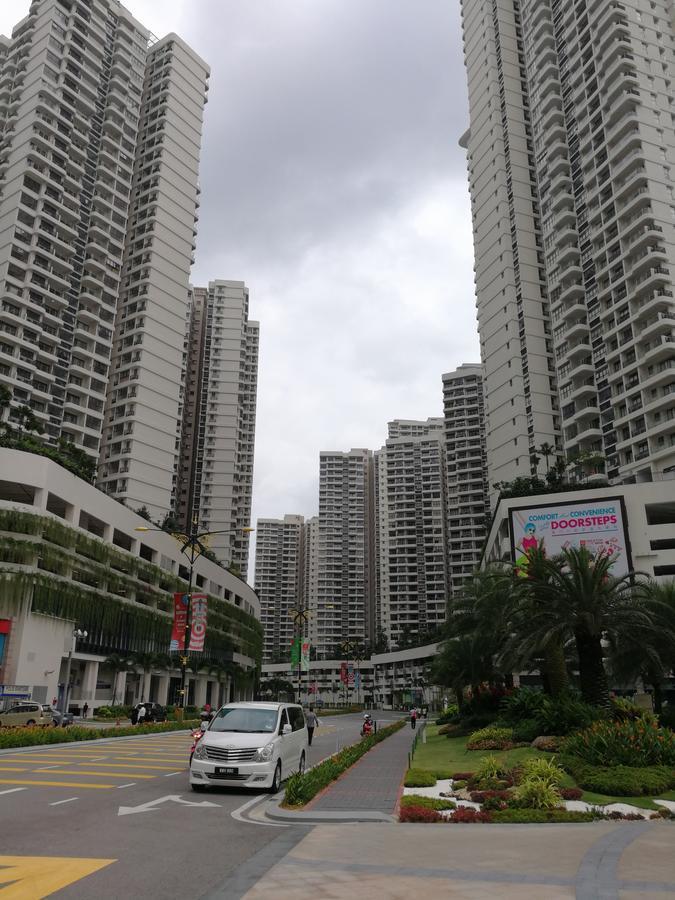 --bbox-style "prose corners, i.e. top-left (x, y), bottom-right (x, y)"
top-left (189, 702), bottom-right (308, 793)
